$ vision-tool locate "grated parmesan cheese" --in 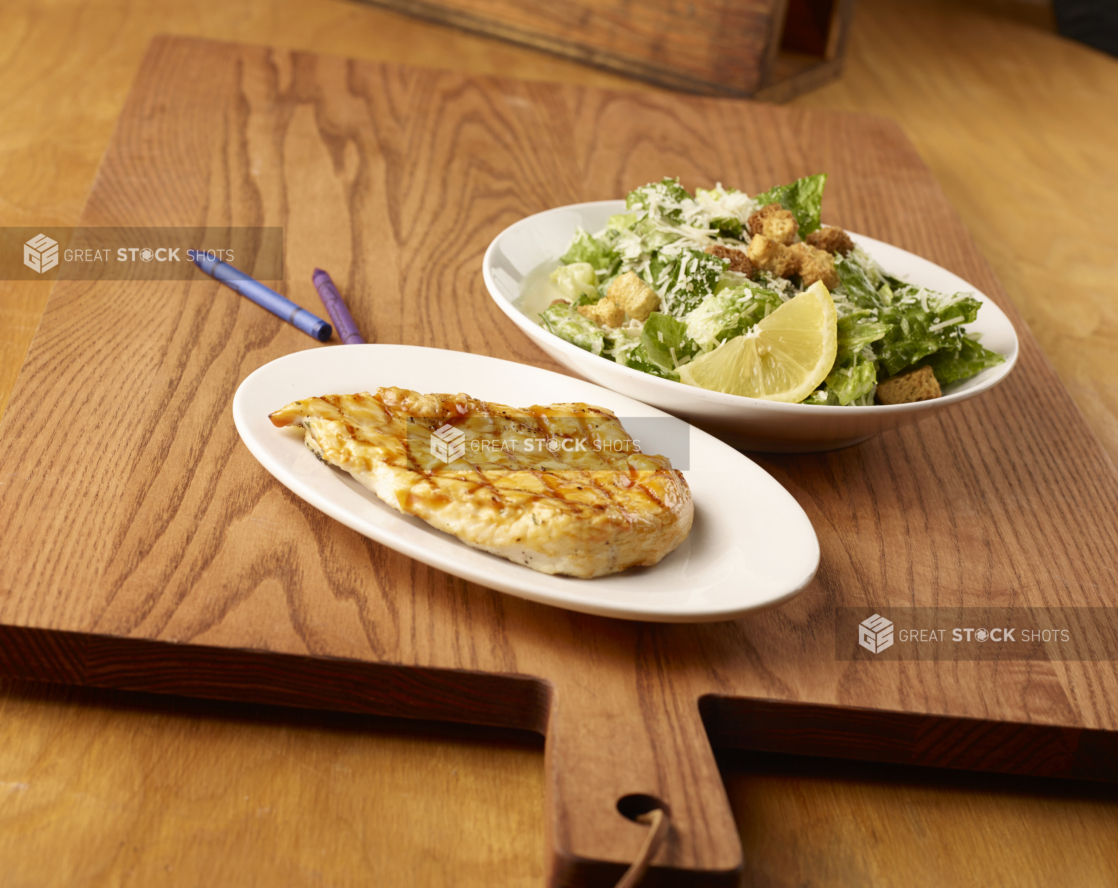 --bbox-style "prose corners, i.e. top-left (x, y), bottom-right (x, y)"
top-left (928, 317), bottom-right (964, 333)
